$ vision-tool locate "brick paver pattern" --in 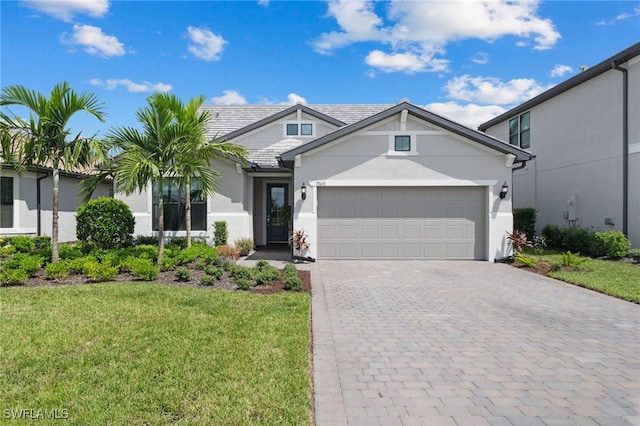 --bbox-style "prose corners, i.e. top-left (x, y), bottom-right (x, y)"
top-left (311, 261), bottom-right (640, 426)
